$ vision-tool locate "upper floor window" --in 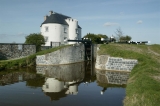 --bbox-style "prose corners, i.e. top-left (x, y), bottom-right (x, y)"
top-left (45, 26), bottom-right (49, 32)
top-left (64, 28), bottom-right (67, 33)
top-left (76, 29), bottom-right (78, 34)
